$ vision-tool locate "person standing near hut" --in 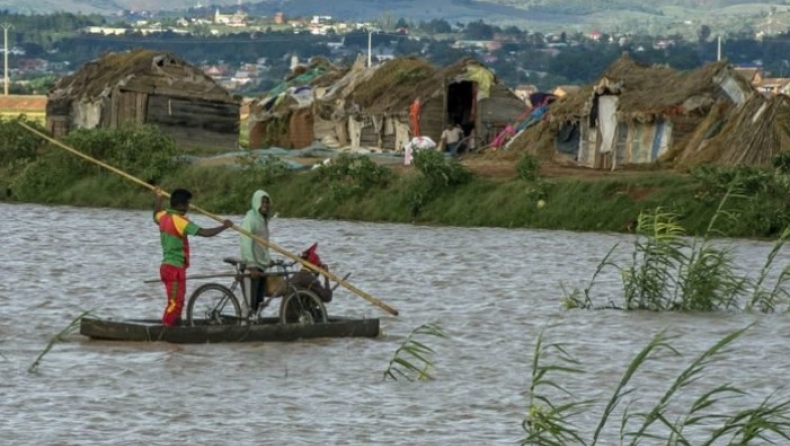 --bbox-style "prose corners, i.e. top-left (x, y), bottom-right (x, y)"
top-left (239, 190), bottom-right (273, 315)
top-left (154, 188), bottom-right (234, 327)
top-left (409, 97), bottom-right (422, 137)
